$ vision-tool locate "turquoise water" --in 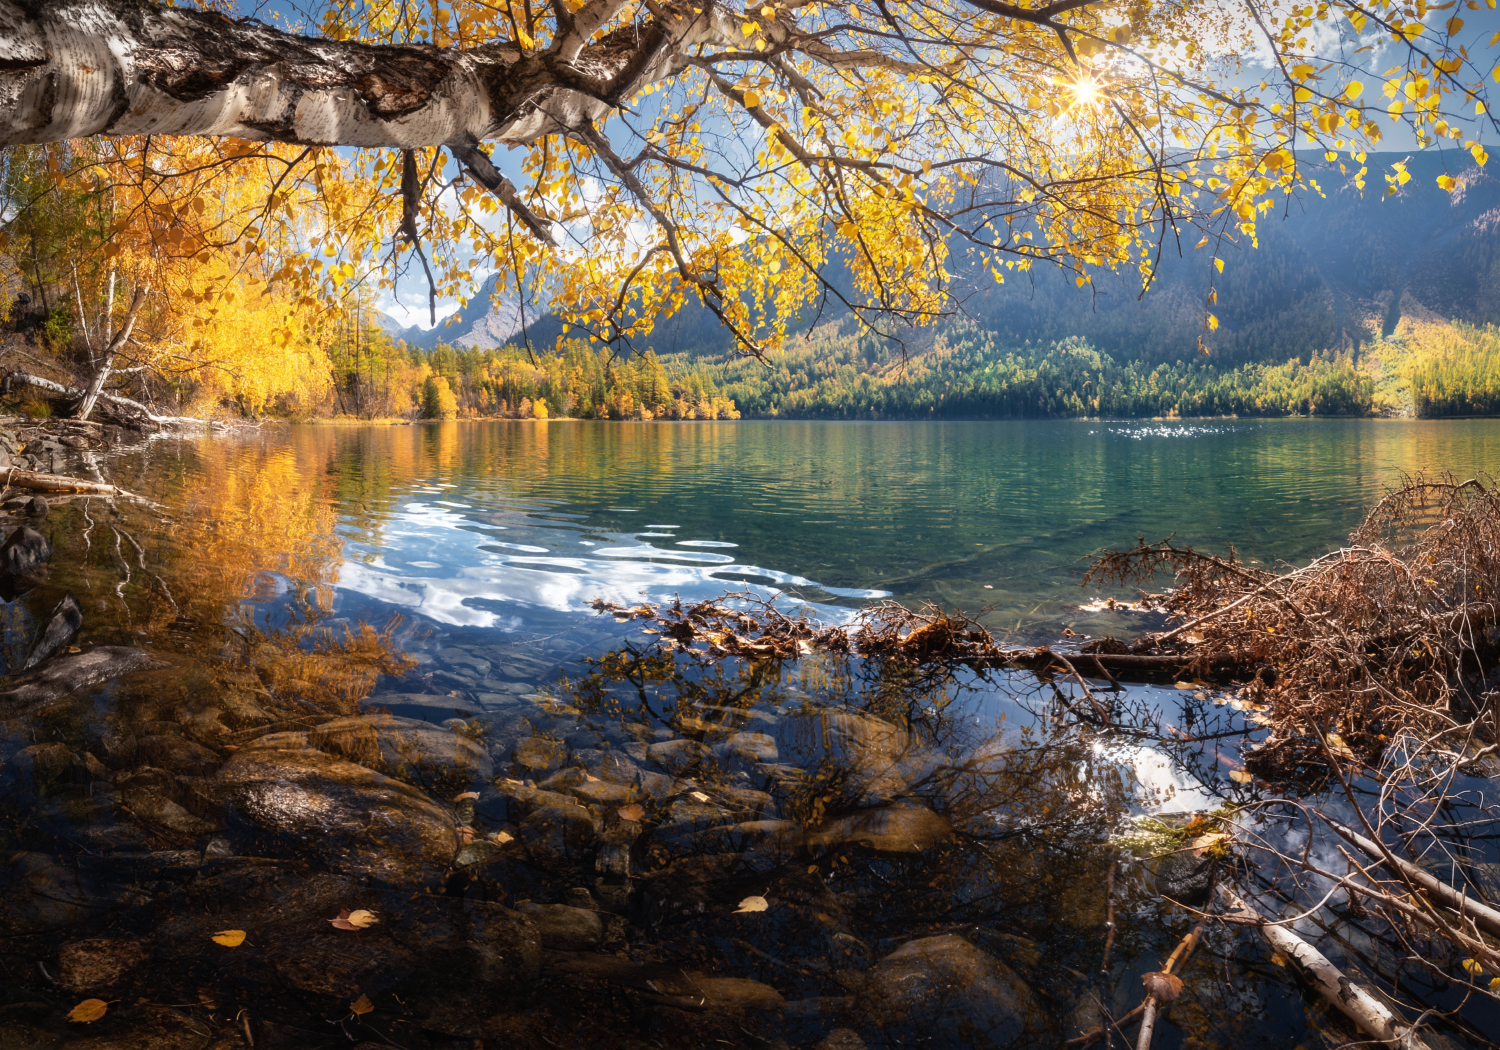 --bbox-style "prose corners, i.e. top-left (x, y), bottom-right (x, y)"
top-left (113, 417), bottom-right (1500, 646)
